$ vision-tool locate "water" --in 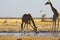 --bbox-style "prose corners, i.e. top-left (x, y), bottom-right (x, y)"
top-left (0, 32), bottom-right (60, 37)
